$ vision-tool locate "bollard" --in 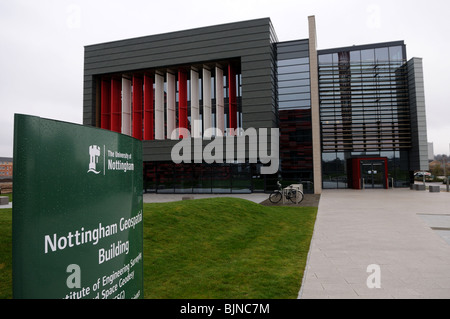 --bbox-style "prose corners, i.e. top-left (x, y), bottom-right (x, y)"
top-left (429, 185), bottom-right (440, 193)
top-left (415, 184), bottom-right (426, 191)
